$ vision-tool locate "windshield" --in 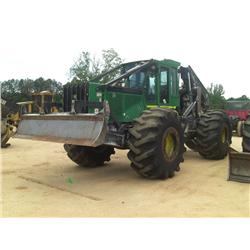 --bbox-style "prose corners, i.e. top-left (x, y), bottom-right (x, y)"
top-left (128, 71), bottom-right (146, 88)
